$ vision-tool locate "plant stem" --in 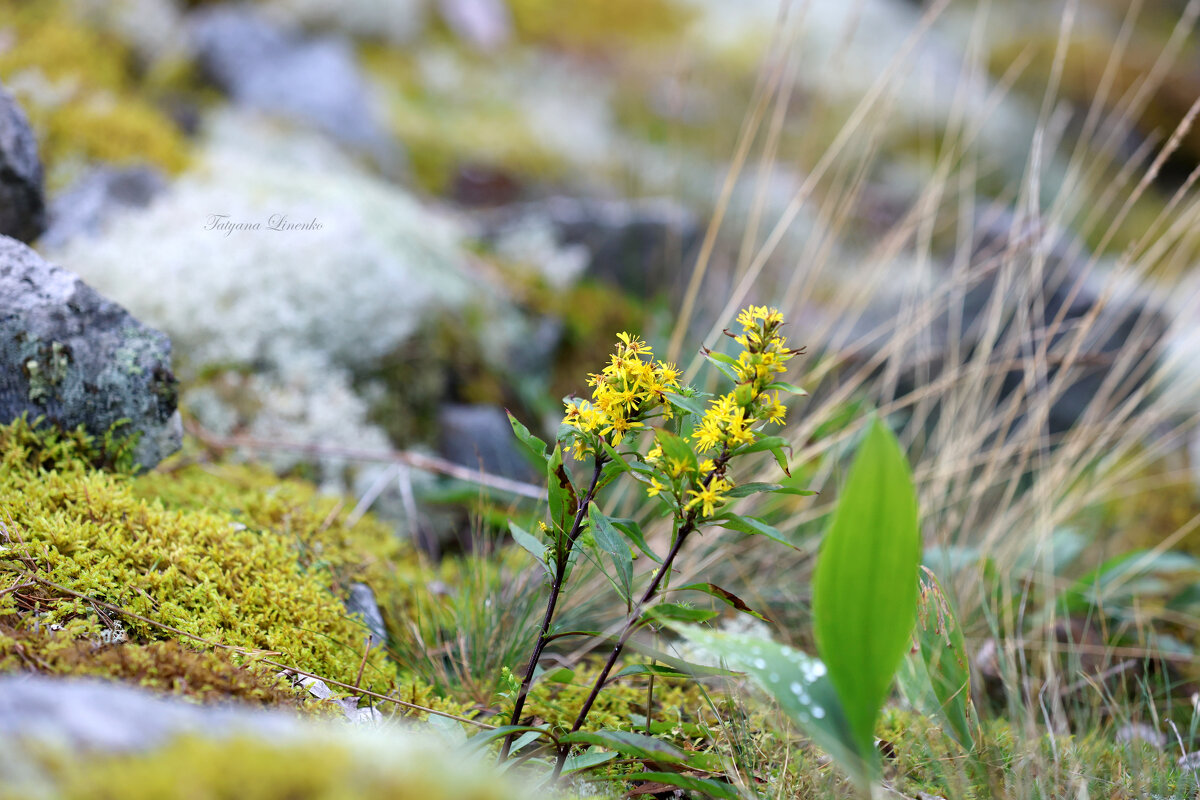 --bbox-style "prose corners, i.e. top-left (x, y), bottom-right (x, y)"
top-left (552, 521), bottom-right (695, 778)
top-left (500, 454), bottom-right (607, 760)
